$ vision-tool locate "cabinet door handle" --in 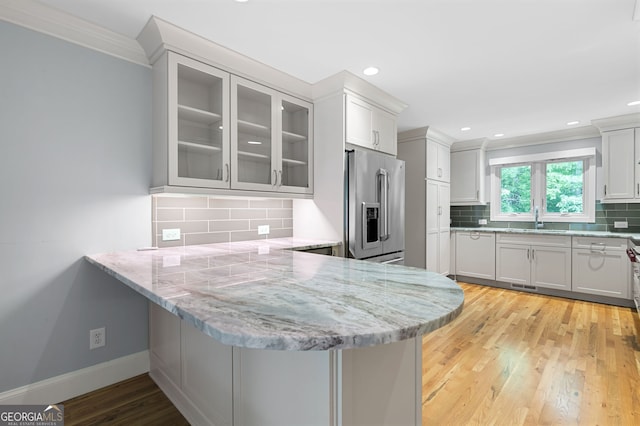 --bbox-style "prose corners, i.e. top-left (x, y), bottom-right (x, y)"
top-left (225, 163), bottom-right (230, 182)
top-left (438, 206), bottom-right (442, 215)
top-left (438, 167), bottom-right (442, 177)
top-left (604, 185), bottom-right (607, 196)
top-left (531, 249), bottom-right (535, 261)
top-left (637, 182), bottom-right (639, 196)
top-left (527, 248), bottom-right (530, 260)
top-left (476, 189), bottom-right (480, 200)
top-left (273, 169), bottom-right (278, 186)
top-left (278, 170), bottom-right (282, 187)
